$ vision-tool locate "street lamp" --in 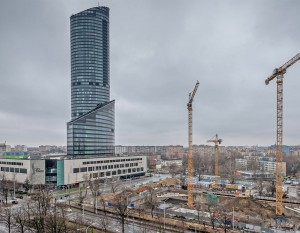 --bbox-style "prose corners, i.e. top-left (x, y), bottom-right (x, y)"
top-left (232, 207), bottom-right (235, 229)
top-left (125, 193), bottom-right (133, 232)
top-left (163, 198), bottom-right (168, 230)
top-left (95, 189), bottom-right (98, 214)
